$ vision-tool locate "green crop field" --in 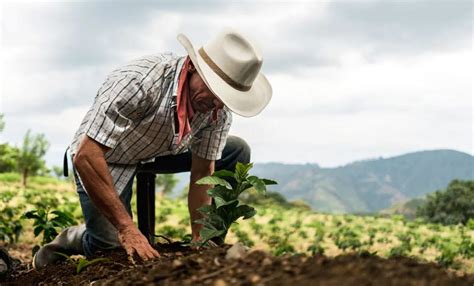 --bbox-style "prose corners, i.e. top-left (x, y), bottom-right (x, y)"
top-left (1, 173), bottom-right (473, 274)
